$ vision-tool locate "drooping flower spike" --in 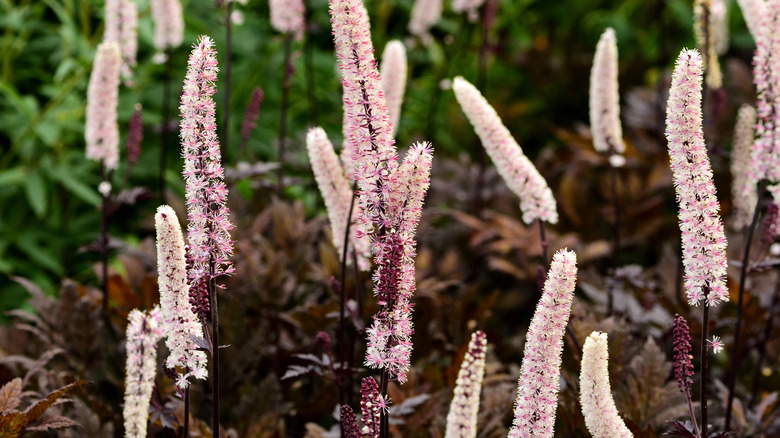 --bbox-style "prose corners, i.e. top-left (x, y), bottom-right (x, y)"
top-left (180, 35), bottom-right (235, 283)
top-left (508, 249), bottom-right (577, 438)
top-left (579, 332), bottom-right (633, 438)
top-left (665, 48), bottom-right (728, 306)
top-left (155, 205), bottom-right (208, 388)
top-left (123, 306), bottom-right (164, 438)
top-left (453, 76), bottom-right (558, 225)
top-left (445, 330), bottom-right (488, 438)
top-left (589, 28), bottom-right (625, 158)
top-left (86, 41), bottom-right (121, 170)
